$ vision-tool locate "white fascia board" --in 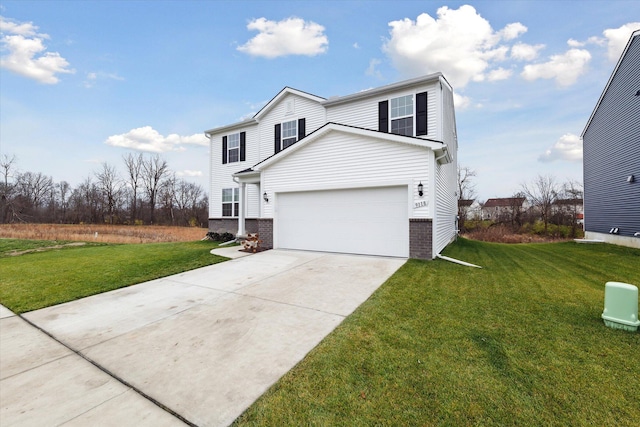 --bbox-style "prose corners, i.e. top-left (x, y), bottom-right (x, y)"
top-left (253, 123), bottom-right (443, 171)
top-left (581, 30), bottom-right (639, 137)
top-left (322, 72), bottom-right (443, 107)
top-left (253, 87), bottom-right (326, 120)
top-left (204, 118), bottom-right (257, 137)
